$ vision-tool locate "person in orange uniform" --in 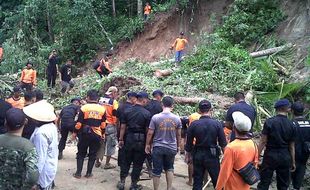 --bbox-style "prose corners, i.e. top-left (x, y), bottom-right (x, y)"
top-left (170, 32), bottom-right (188, 64)
top-left (186, 111), bottom-right (201, 186)
top-left (6, 86), bottom-right (25, 109)
top-left (144, 2), bottom-right (152, 20)
top-left (216, 112), bottom-right (258, 190)
top-left (96, 56), bottom-right (112, 79)
top-left (96, 86), bottom-right (119, 169)
top-left (20, 61), bottom-right (37, 91)
top-left (0, 44), bottom-right (3, 62)
top-left (72, 90), bottom-right (106, 179)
